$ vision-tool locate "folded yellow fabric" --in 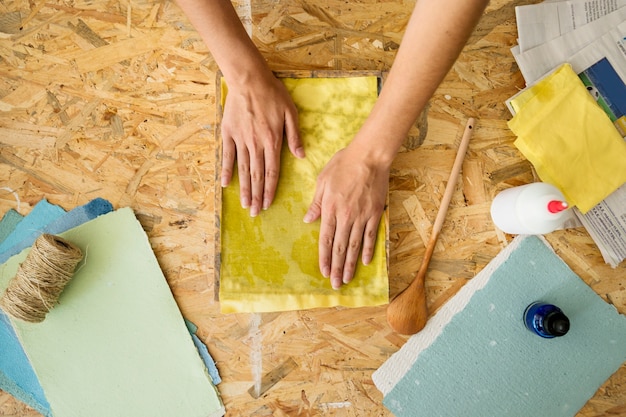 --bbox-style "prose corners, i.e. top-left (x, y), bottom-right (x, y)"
top-left (219, 76), bottom-right (389, 313)
top-left (508, 64), bottom-right (626, 213)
